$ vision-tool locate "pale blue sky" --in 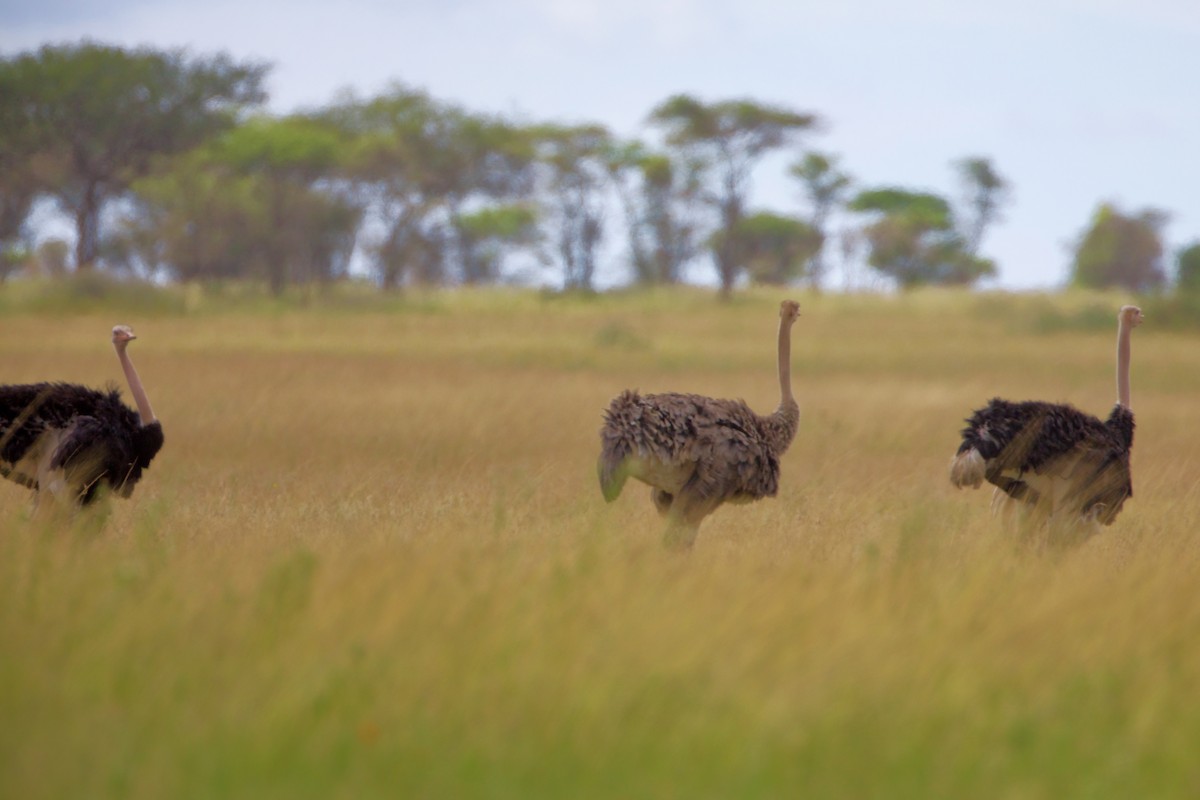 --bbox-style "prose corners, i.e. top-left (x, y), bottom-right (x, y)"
top-left (4, 0), bottom-right (1198, 289)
